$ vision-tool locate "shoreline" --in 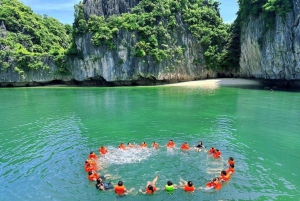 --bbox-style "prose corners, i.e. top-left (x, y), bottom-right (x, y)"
top-left (0, 78), bottom-right (299, 89)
